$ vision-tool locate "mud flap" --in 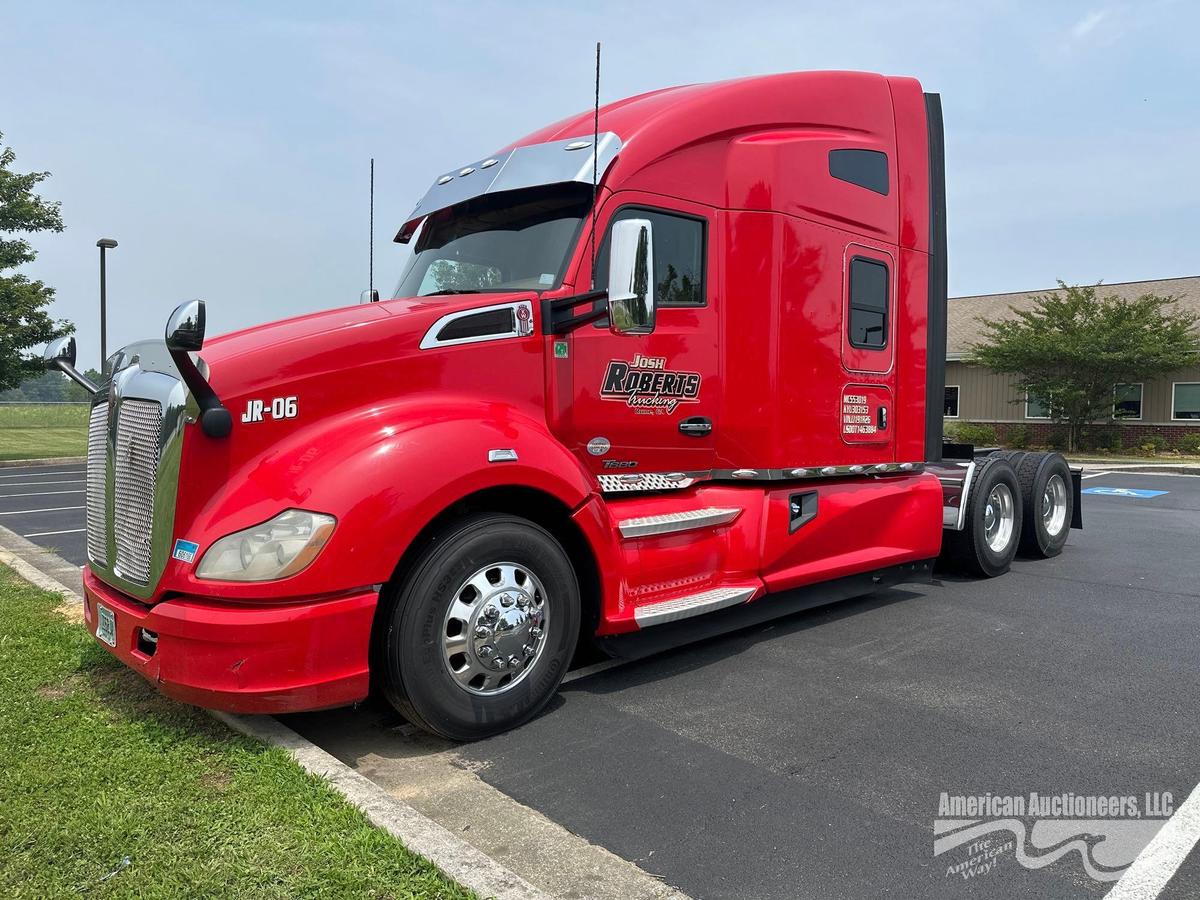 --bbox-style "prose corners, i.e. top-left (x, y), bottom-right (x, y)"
top-left (1070, 467), bottom-right (1084, 530)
